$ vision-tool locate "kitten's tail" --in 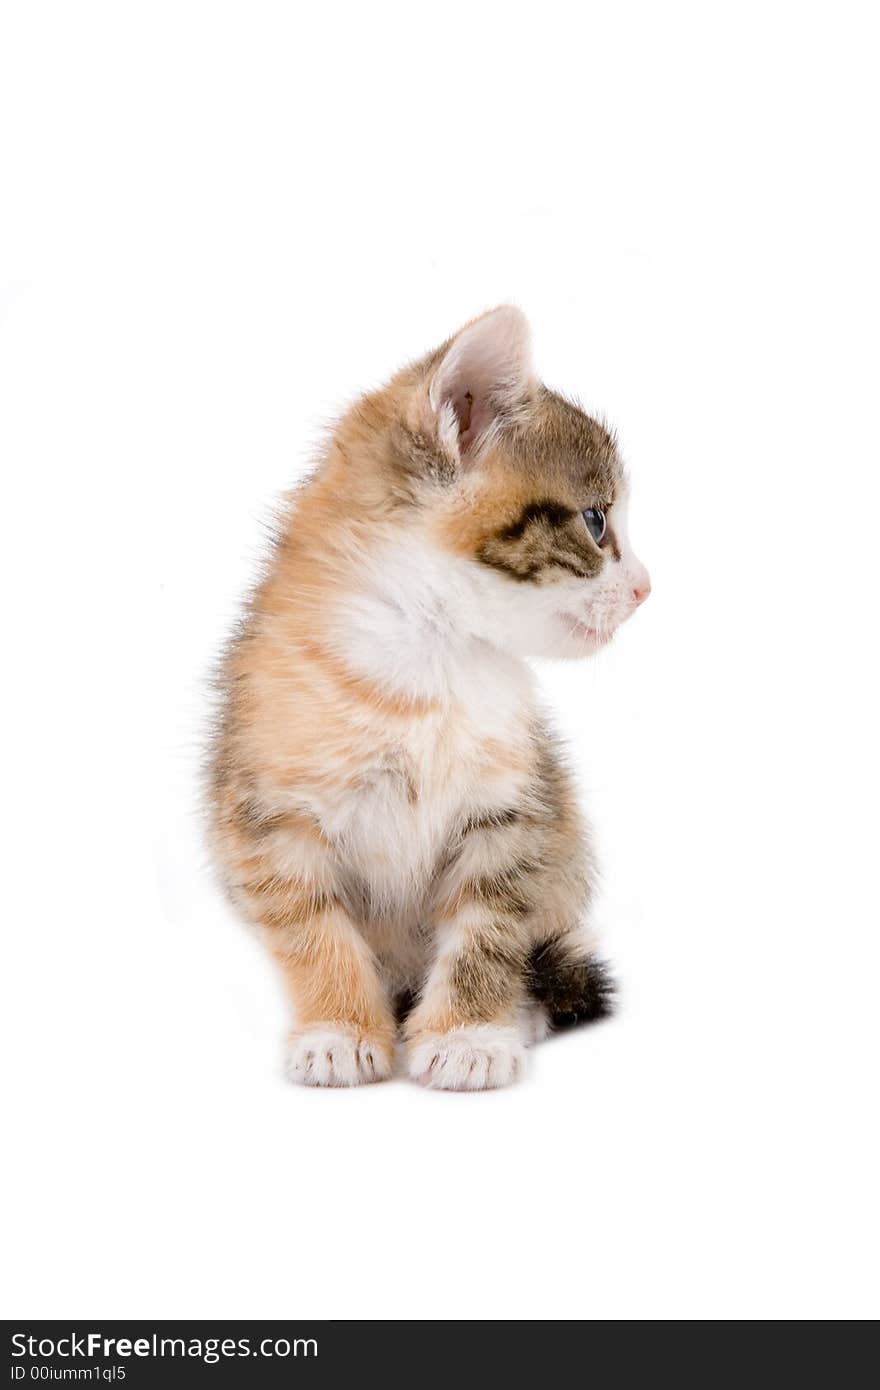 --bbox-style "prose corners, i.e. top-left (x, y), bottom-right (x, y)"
top-left (525, 941), bottom-right (616, 1030)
